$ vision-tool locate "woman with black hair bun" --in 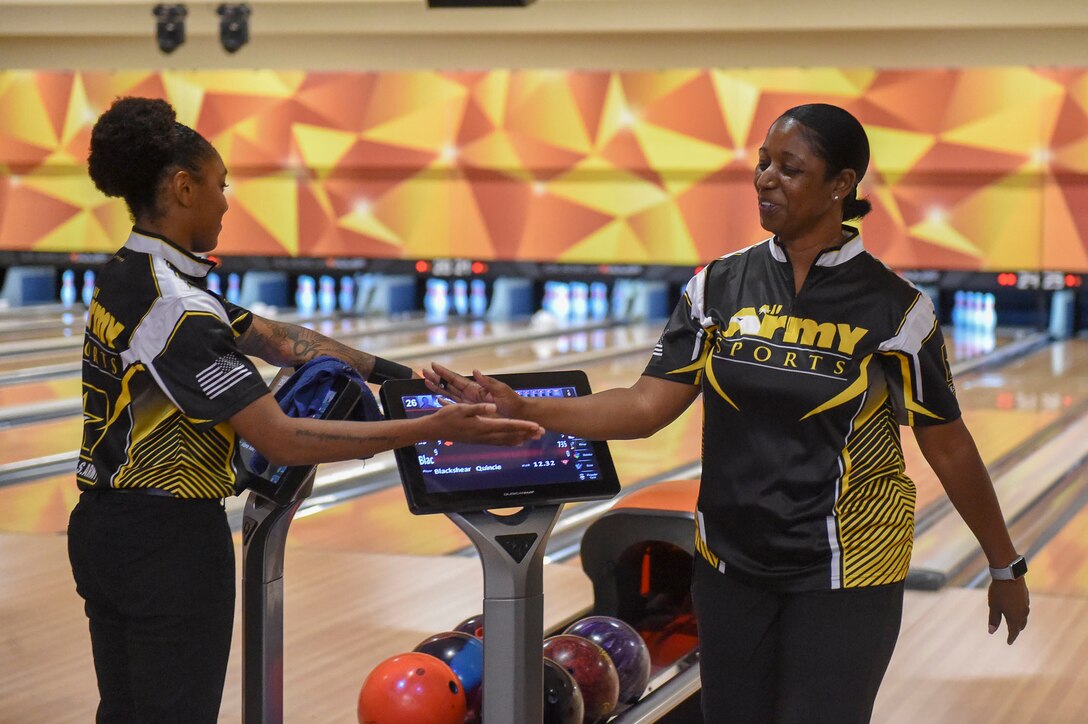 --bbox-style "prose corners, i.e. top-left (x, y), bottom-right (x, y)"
top-left (69, 97), bottom-right (544, 723)
top-left (427, 103), bottom-right (1030, 723)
